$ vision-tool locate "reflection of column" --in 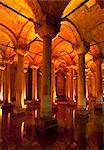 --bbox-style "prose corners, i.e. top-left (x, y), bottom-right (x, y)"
top-left (16, 54), bottom-right (24, 109)
top-left (24, 68), bottom-right (28, 101)
top-left (74, 119), bottom-right (87, 149)
top-left (94, 58), bottom-right (103, 103)
top-left (52, 62), bottom-right (56, 103)
top-left (3, 64), bottom-right (11, 104)
top-left (41, 36), bottom-right (52, 118)
top-left (31, 65), bottom-right (38, 101)
top-left (0, 65), bottom-right (5, 102)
